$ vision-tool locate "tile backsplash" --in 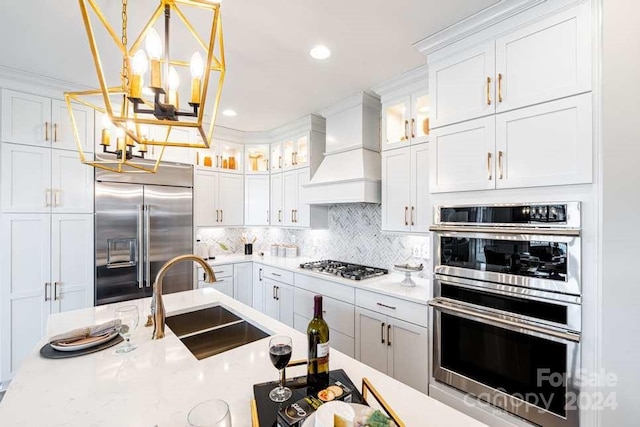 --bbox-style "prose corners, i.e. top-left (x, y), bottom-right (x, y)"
top-left (197, 203), bottom-right (431, 272)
